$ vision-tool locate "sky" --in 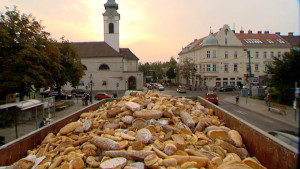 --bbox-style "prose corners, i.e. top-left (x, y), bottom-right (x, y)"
top-left (1, 0), bottom-right (299, 63)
